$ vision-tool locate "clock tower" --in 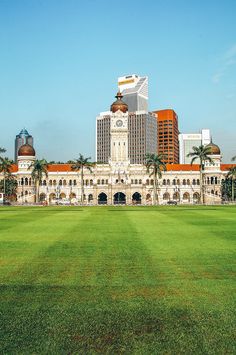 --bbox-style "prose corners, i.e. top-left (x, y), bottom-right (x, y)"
top-left (110, 92), bottom-right (129, 162)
